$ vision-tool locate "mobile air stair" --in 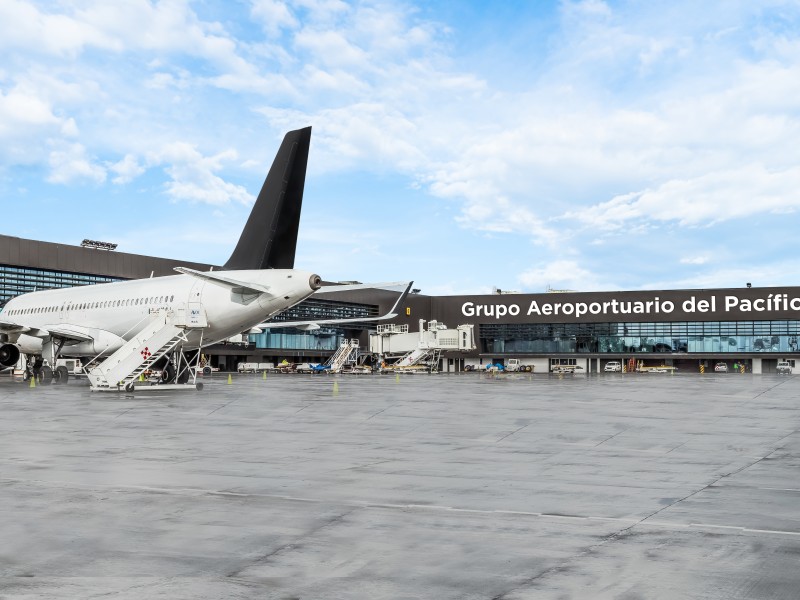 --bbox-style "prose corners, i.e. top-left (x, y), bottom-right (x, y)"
top-left (86, 308), bottom-right (207, 392)
top-left (325, 339), bottom-right (360, 373)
